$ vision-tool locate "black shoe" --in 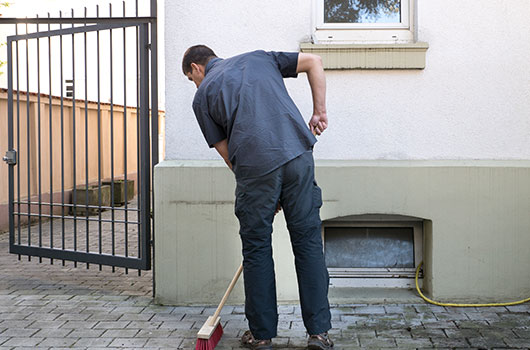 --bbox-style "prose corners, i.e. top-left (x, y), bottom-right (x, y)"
top-left (308, 332), bottom-right (334, 350)
top-left (241, 330), bottom-right (272, 350)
